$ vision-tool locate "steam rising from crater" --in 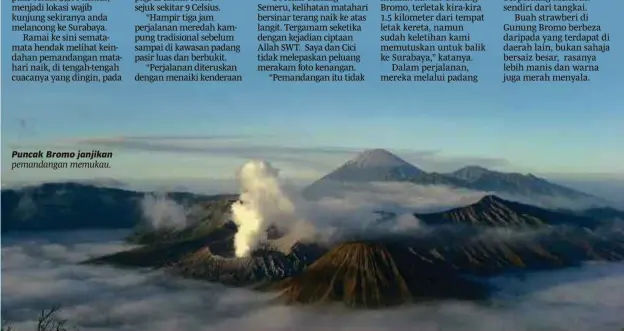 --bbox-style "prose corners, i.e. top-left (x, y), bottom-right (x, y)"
top-left (230, 161), bottom-right (304, 257)
top-left (140, 194), bottom-right (188, 230)
top-left (228, 159), bottom-right (488, 257)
